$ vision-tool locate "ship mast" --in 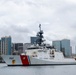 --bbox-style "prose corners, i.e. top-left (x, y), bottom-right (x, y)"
top-left (37, 24), bottom-right (44, 46)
